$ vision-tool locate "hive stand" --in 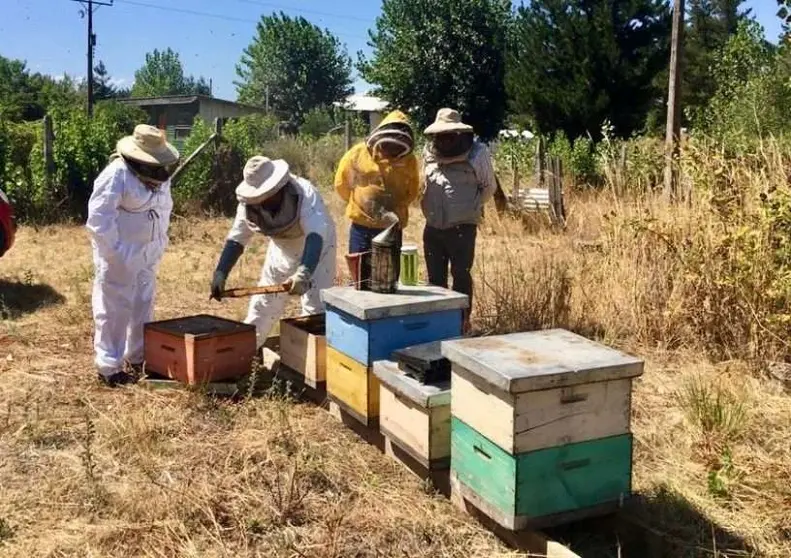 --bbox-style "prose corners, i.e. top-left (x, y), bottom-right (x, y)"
top-left (321, 285), bottom-right (468, 436)
top-left (442, 329), bottom-right (644, 532)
